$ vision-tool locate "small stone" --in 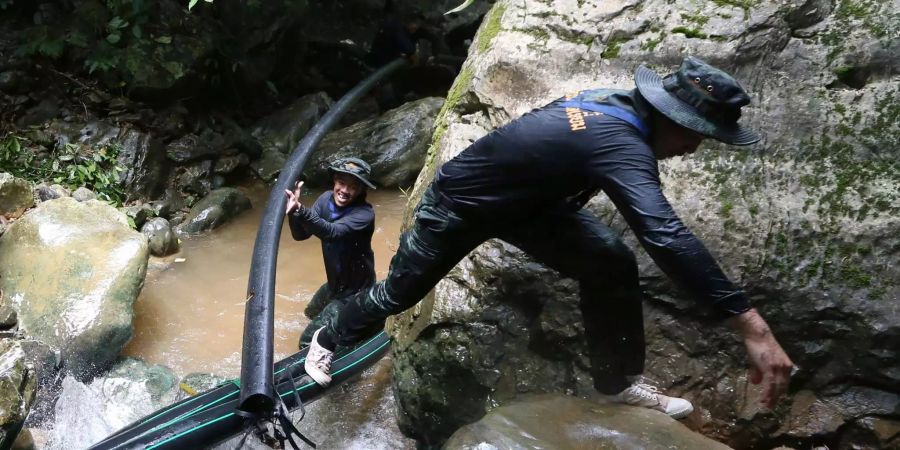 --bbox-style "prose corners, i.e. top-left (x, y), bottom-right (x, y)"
top-left (71, 187), bottom-right (97, 202)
